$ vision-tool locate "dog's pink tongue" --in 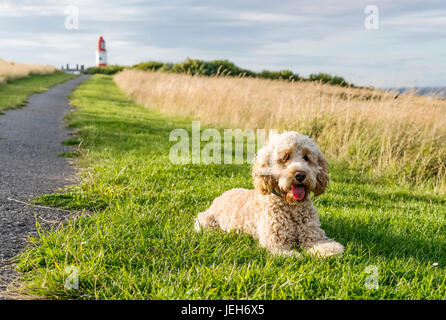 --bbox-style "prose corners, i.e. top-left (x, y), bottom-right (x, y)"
top-left (291, 185), bottom-right (305, 200)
